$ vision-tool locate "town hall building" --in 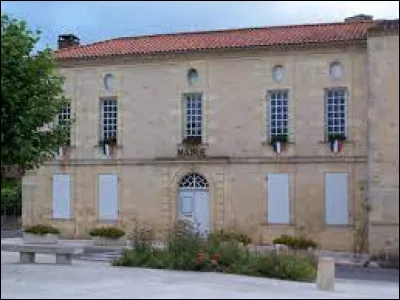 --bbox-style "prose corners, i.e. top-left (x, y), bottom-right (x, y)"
top-left (21, 15), bottom-right (399, 253)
